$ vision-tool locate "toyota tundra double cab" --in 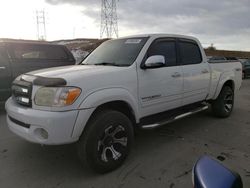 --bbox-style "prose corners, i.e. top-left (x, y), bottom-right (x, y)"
top-left (5, 34), bottom-right (242, 173)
